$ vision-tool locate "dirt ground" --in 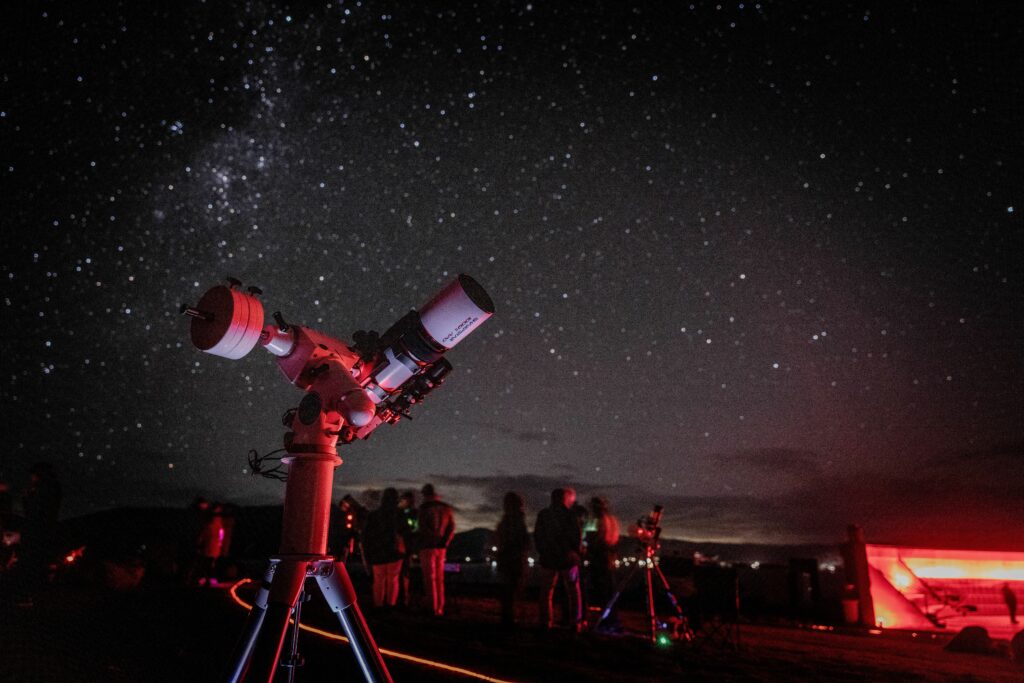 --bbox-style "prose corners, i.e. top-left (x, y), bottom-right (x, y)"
top-left (2, 580), bottom-right (1021, 682)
